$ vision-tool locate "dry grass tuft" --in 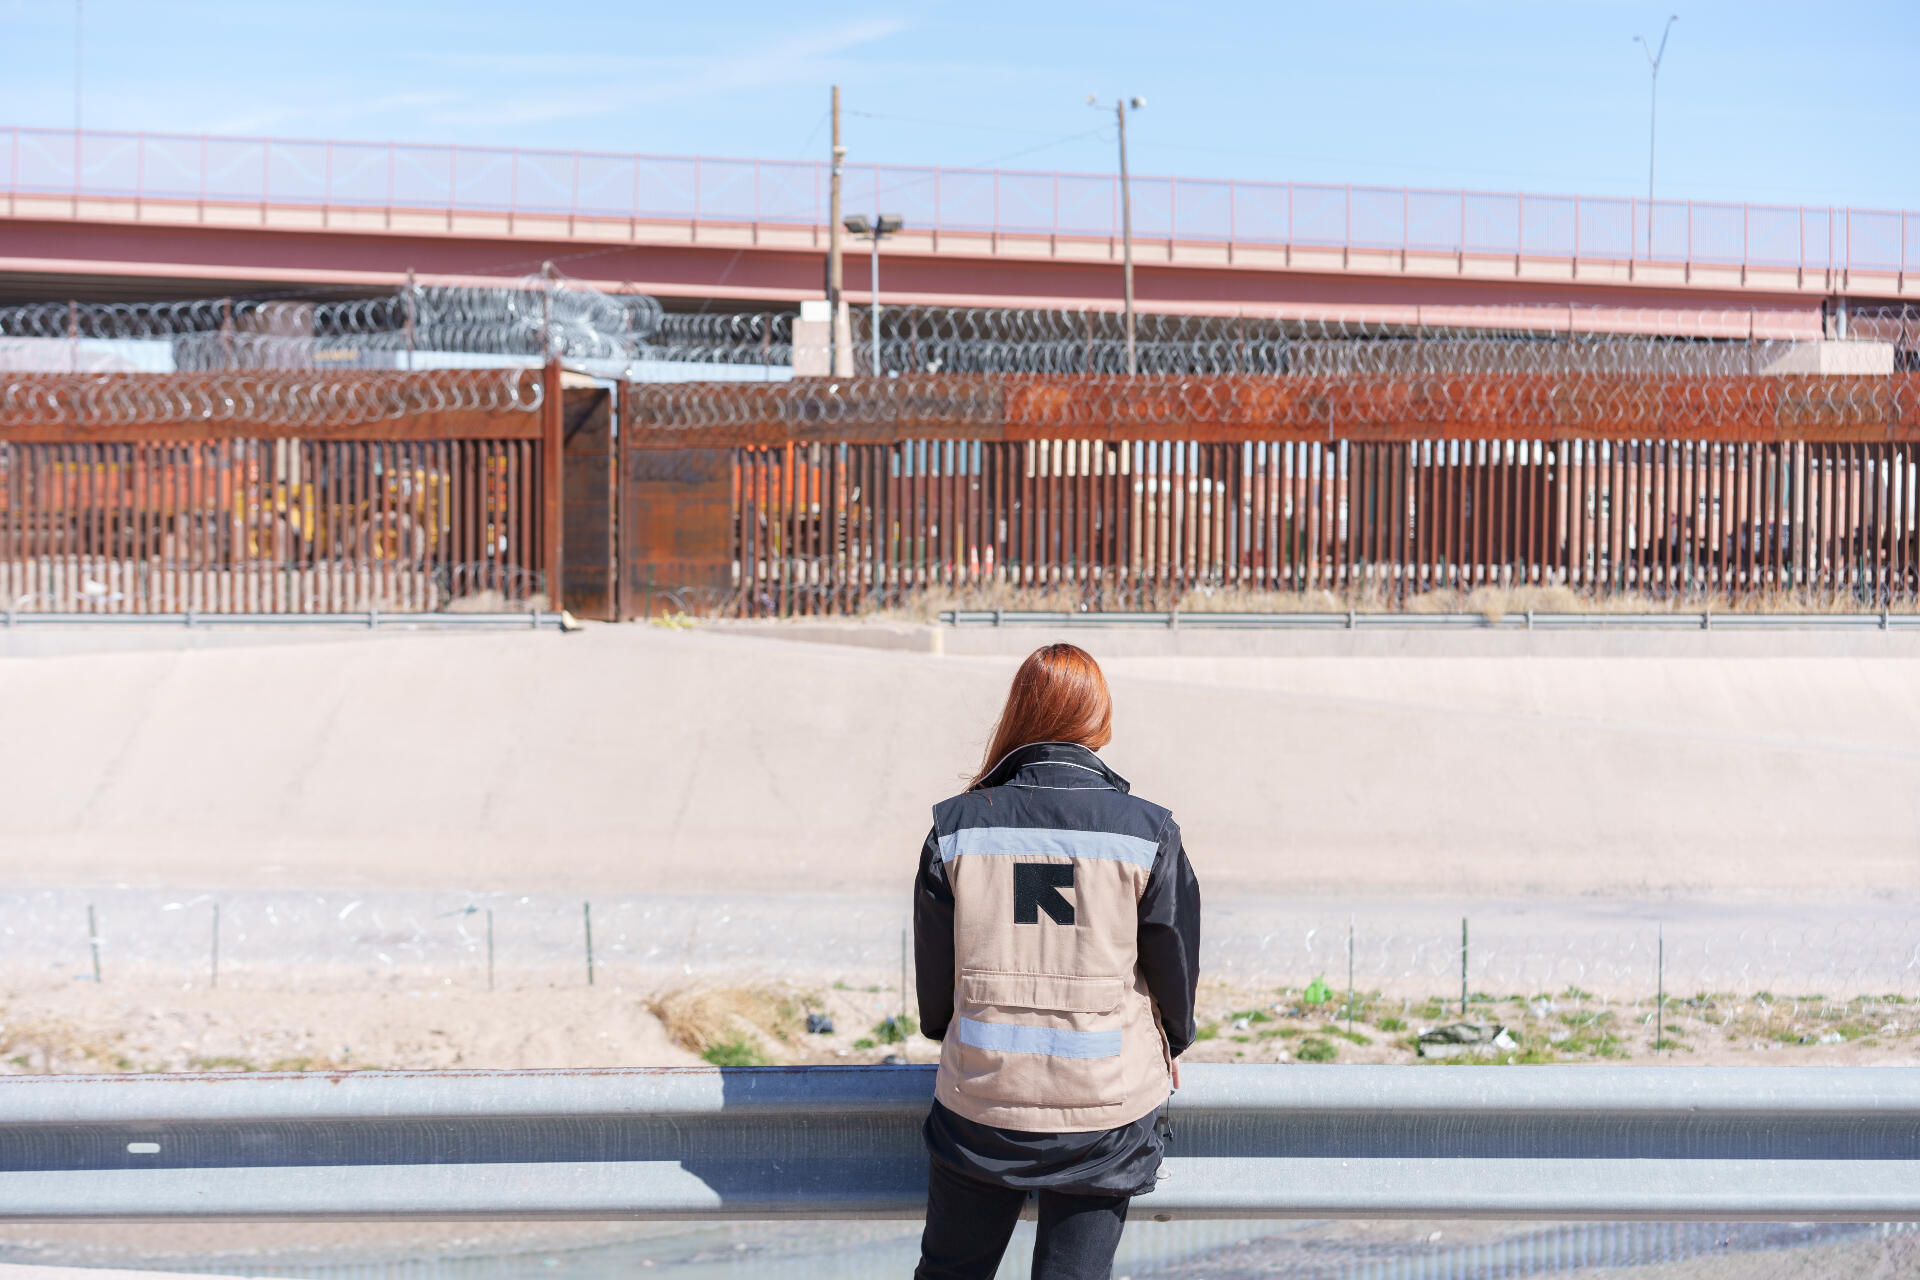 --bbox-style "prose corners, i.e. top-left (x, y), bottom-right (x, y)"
top-left (0, 1010), bottom-right (124, 1074)
top-left (645, 985), bottom-right (806, 1058)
